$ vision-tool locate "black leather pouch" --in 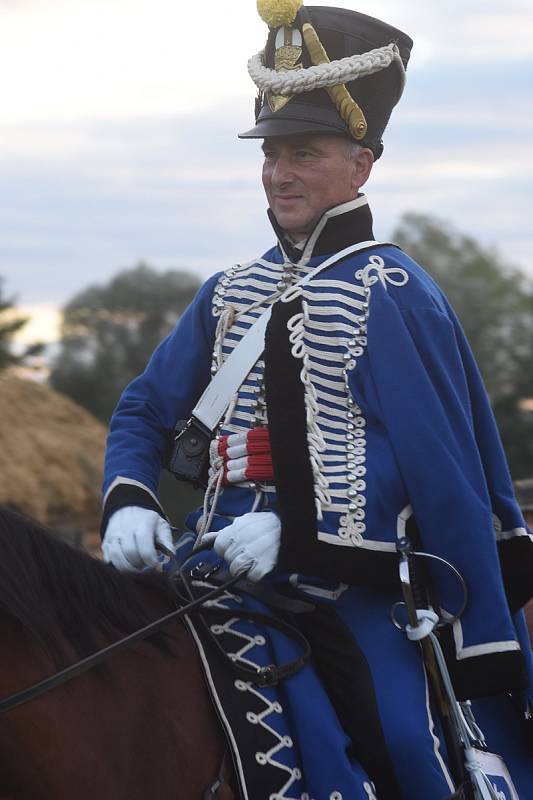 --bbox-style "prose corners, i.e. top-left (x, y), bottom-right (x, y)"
top-left (167, 418), bottom-right (212, 488)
